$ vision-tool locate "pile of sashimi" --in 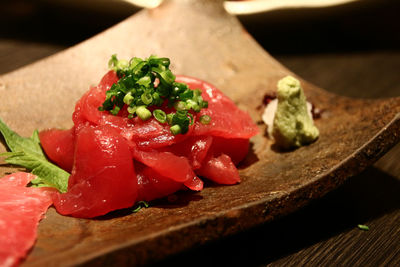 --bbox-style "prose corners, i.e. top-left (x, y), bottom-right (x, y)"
top-left (38, 55), bottom-right (259, 218)
top-left (2, 55), bottom-right (258, 220)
